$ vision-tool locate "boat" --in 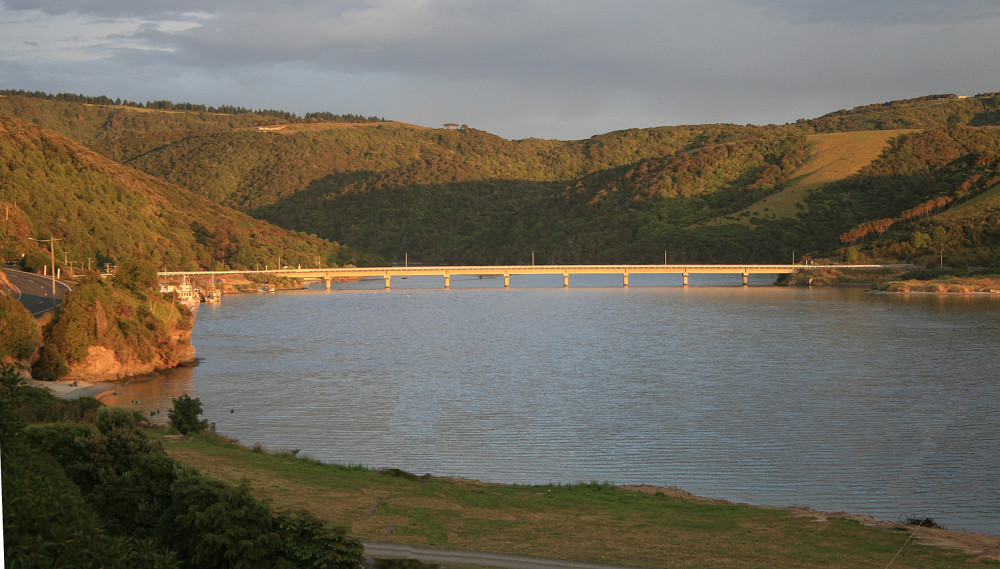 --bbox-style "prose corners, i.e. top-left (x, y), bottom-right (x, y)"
top-left (162, 277), bottom-right (201, 309)
top-left (204, 288), bottom-right (222, 303)
top-left (258, 284), bottom-right (276, 293)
